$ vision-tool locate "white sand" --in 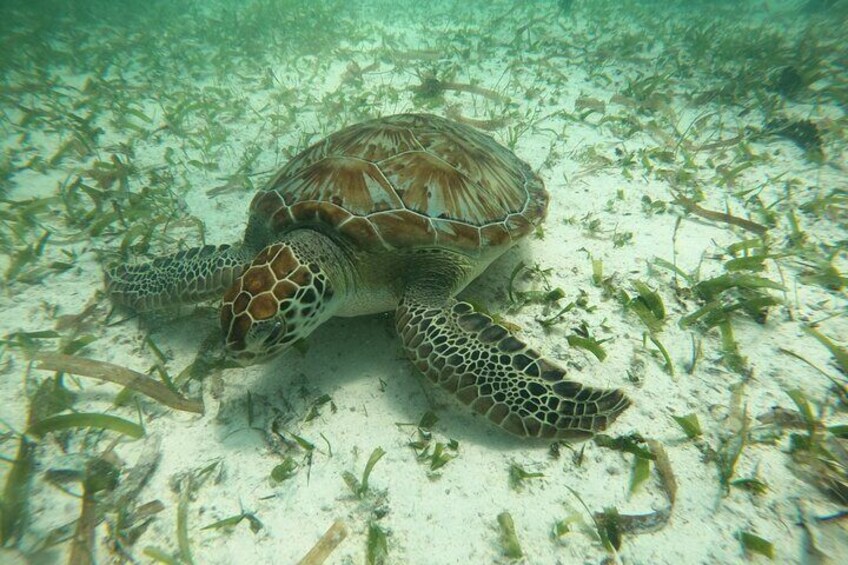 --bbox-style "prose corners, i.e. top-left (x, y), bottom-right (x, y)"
top-left (1, 1), bottom-right (846, 563)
